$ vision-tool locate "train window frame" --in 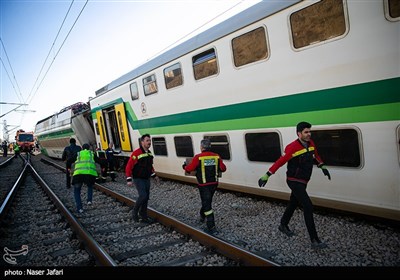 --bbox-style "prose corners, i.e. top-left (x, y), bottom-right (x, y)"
top-left (203, 134), bottom-right (231, 160)
top-left (245, 131), bottom-right (282, 163)
top-left (130, 81), bottom-right (139, 100)
top-left (164, 62), bottom-right (183, 90)
top-left (232, 26), bottom-right (270, 68)
top-left (192, 48), bottom-right (219, 81)
top-left (384, 0), bottom-right (400, 21)
top-left (289, 0), bottom-right (349, 51)
top-left (152, 136), bottom-right (168, 156)
top-left (174, 136), bottom-right (194, 158)
top-left (311, 127), bottom-right (363, 168)
top-left (143, 74), bottom-right (158, 96)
